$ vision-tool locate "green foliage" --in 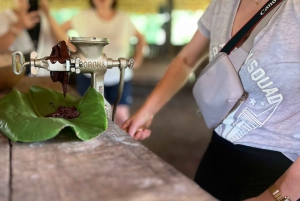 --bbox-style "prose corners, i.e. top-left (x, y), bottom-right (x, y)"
top-left (0, 86), bottom-right (108, 142)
